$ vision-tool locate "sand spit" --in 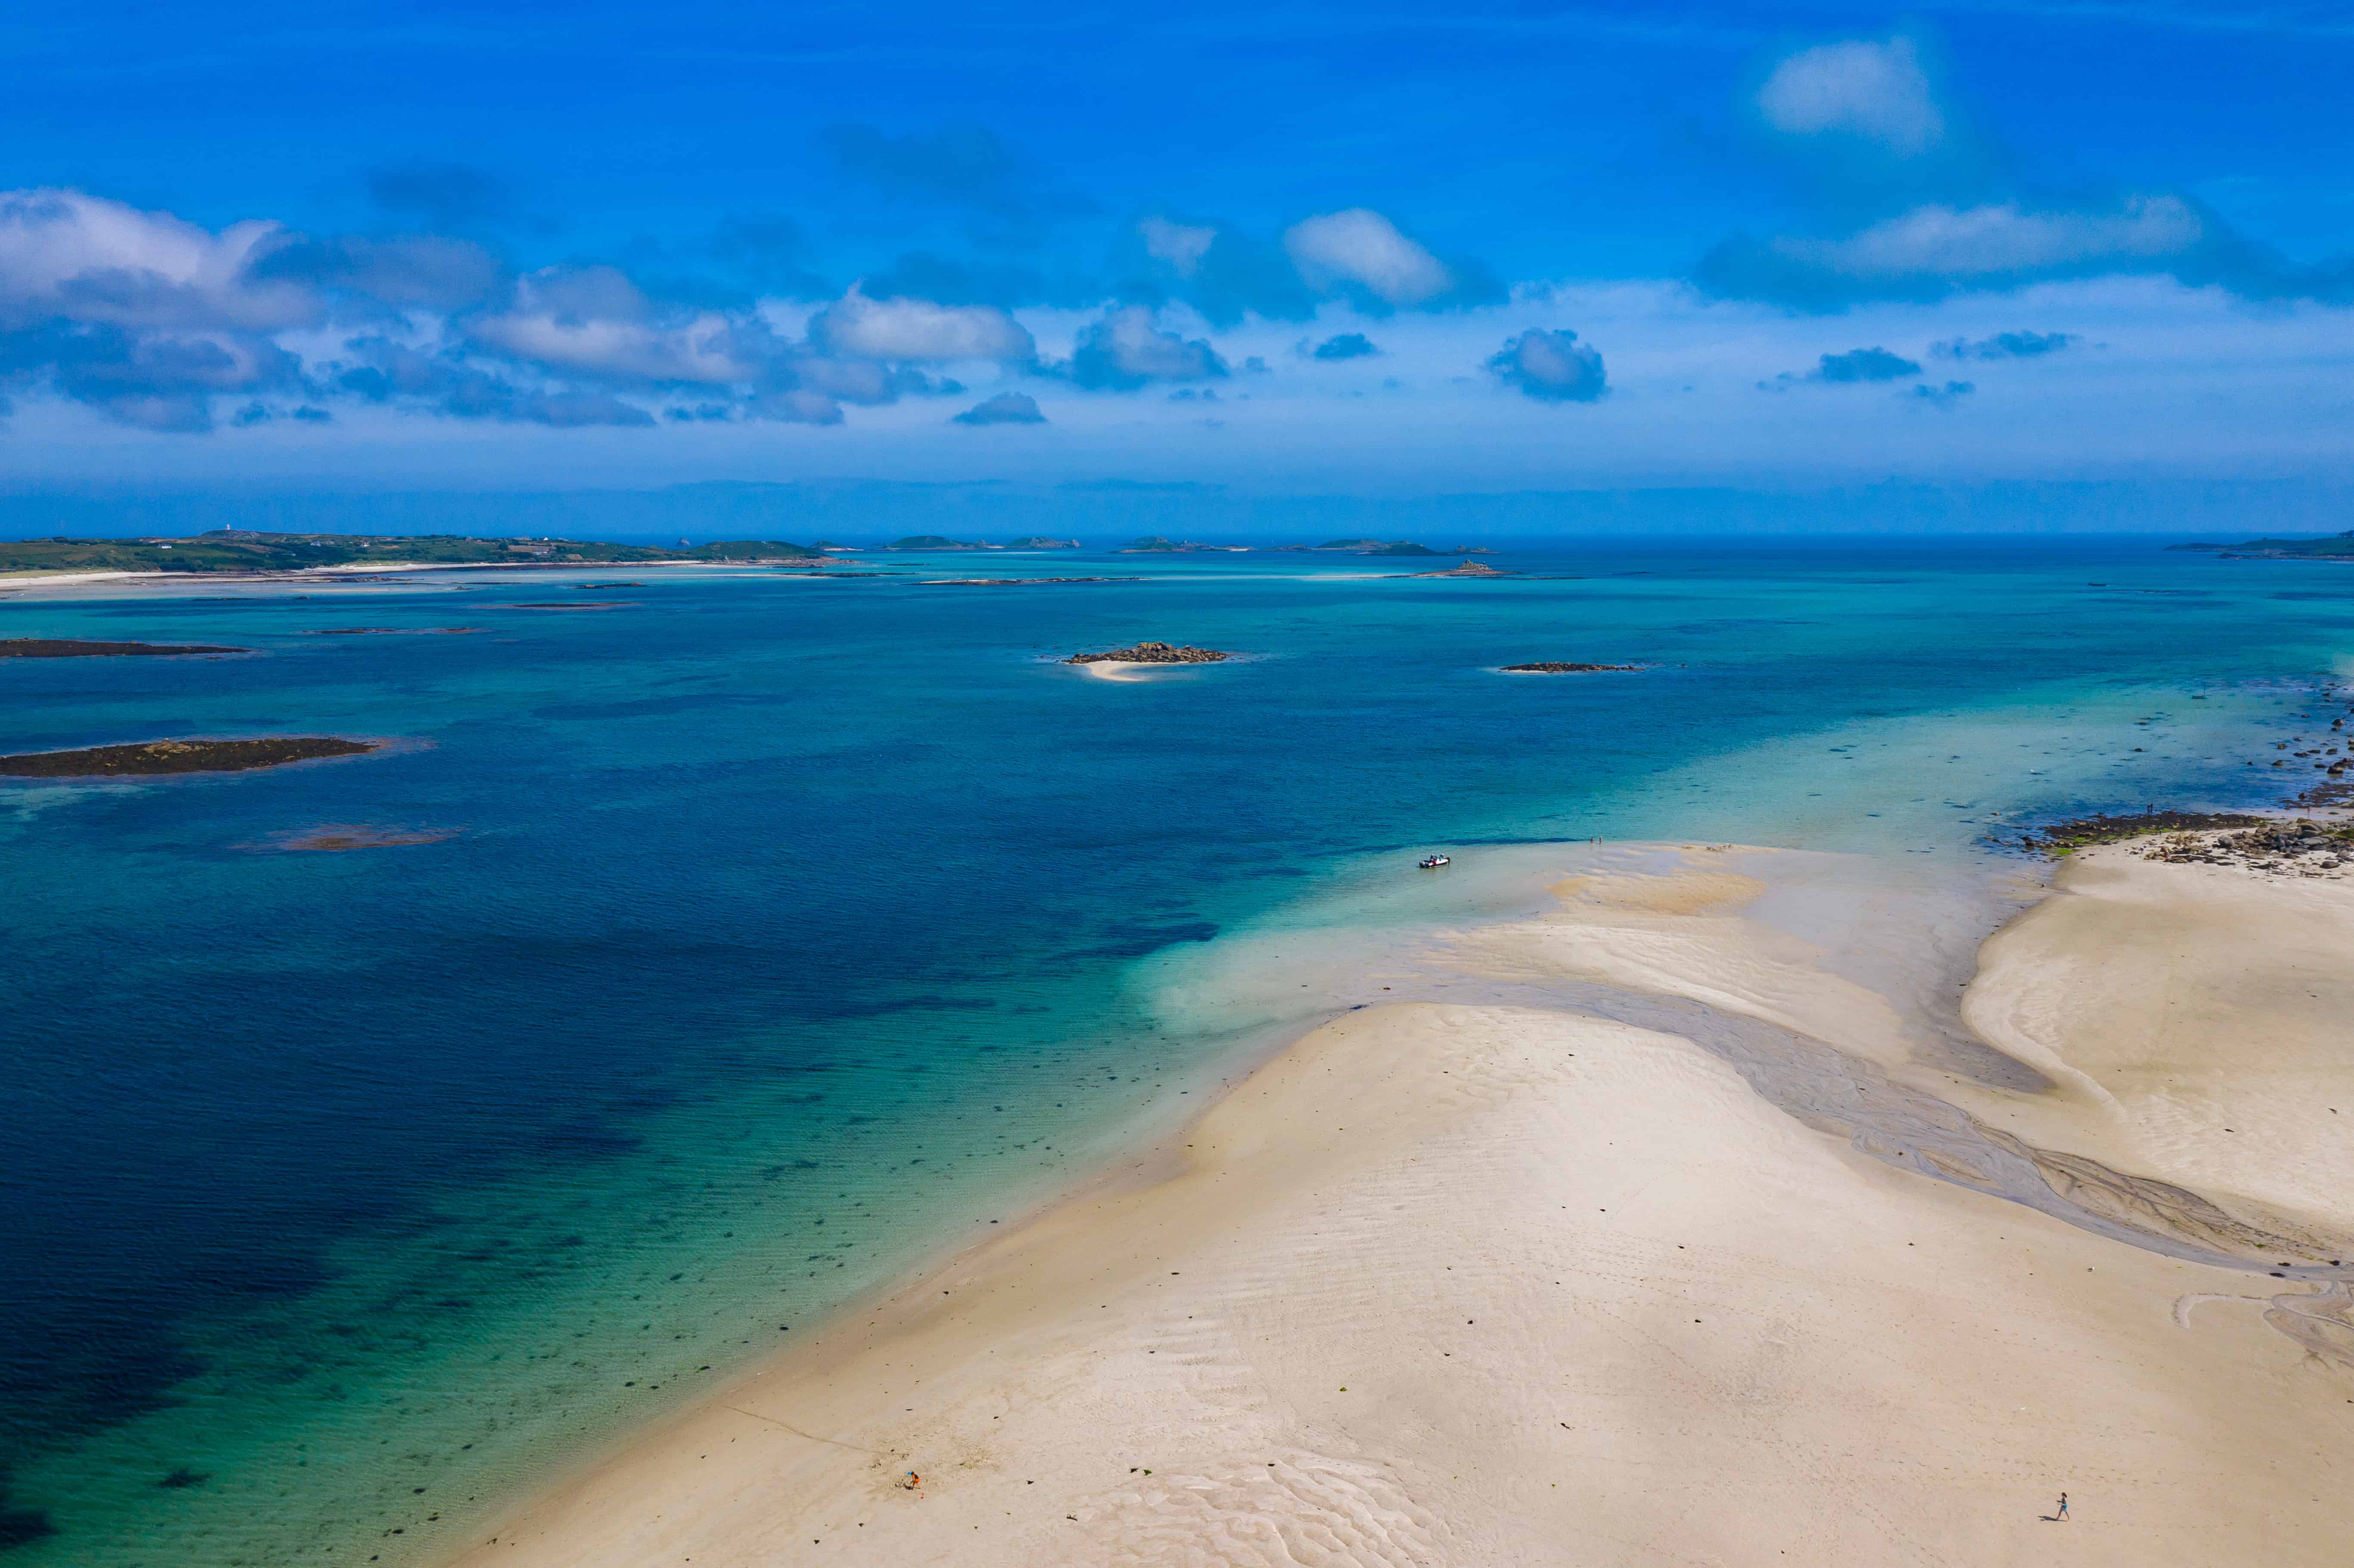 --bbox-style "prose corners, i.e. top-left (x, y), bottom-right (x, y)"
top-left (445, 843), bottom-right (2354, 1568)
